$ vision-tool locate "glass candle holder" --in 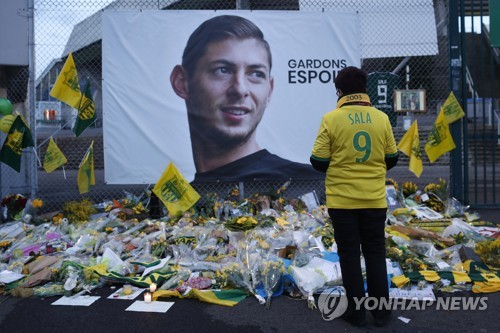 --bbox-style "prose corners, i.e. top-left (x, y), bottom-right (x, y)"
top-left (122, 284), bottom-right (133, 295)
